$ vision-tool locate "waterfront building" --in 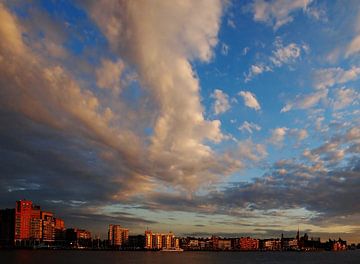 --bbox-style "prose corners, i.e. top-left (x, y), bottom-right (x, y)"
top-left (145, 229), bottom-right (153, 249)
top-left (41, 211), bottom-right (55, 242)
top-left (15, 200), bottom-right (33, 242)
top-left (239, 237), bottom-right (259, 251)
top-left (153, 233), bottom-right (163, 249)
top-left (217, 239), bottom-right (232, 250)
top-left (144, 230), bottom-right (179, 250)
top-left (108, 224), bottom-right (129, 248)
top-left (262, 239), bottom-right (281, 251)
